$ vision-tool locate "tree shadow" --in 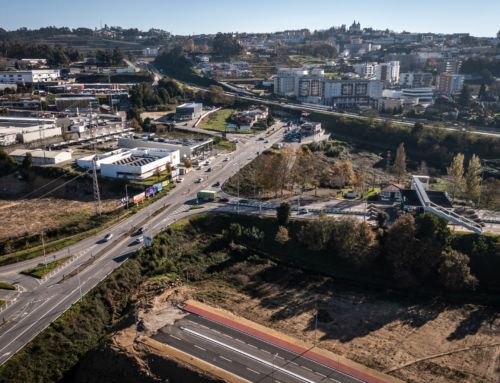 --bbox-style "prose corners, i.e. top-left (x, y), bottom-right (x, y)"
top-left (242, 262), bottom-right (447, 343)
top-left (446, 306), bottom-right (500, 341)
